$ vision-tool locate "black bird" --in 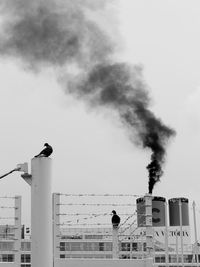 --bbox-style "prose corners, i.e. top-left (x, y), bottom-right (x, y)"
top-left (34, 143), bottom-right (53, 158)
top-left (111, 210), bottom-right (120, 228)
